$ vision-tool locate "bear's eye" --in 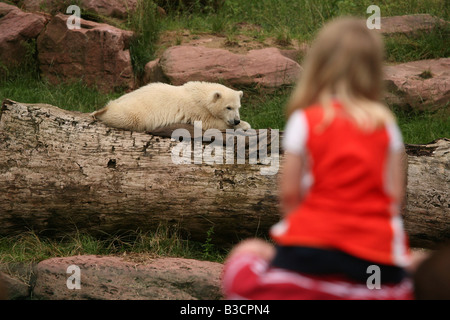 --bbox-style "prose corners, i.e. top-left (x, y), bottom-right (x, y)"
top-left (226, 106), bottom-right (232, 110)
